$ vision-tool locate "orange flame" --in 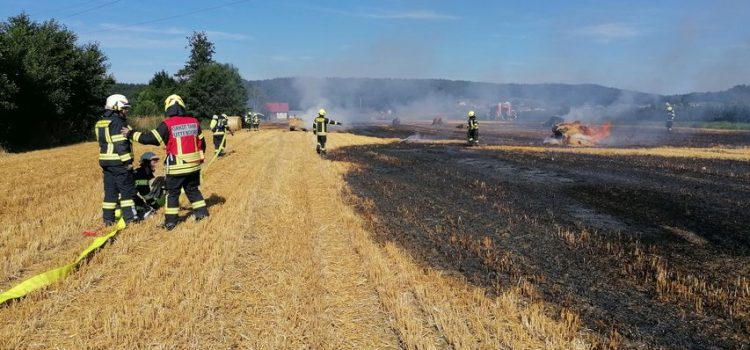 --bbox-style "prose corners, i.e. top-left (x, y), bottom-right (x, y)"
top-left (589, 122), bottom-right (612, 143)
